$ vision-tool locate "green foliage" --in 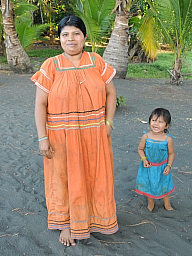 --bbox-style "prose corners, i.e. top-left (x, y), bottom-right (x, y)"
top-left (16, 22), bottom-right (50, 49)
top-left (0, 56), bottom-right (8, 64)
top-left (137, 9), bottom-right (160, 59)
top-left (13, 1), bottom-right (51, 49)
top-left (138, 0), bottom-right (192, 64)
top-left (116, 95), bottom-right (127, 107)
top-left (14, 1), bottom-right (38, 16)
top-left (26, 48), bottom-right (63, 57)
top-left (72, 0), bottom-right (116, 52)
top-left (127, 51), bottom-right (192, 79)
